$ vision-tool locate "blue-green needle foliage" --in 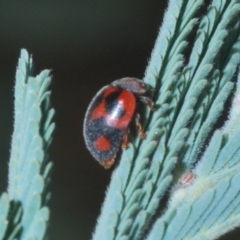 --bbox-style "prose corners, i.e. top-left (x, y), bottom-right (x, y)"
top-left (0, 49), bottom-right (55, 240)
top-left (93, 1), bottom-right (240, 240)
